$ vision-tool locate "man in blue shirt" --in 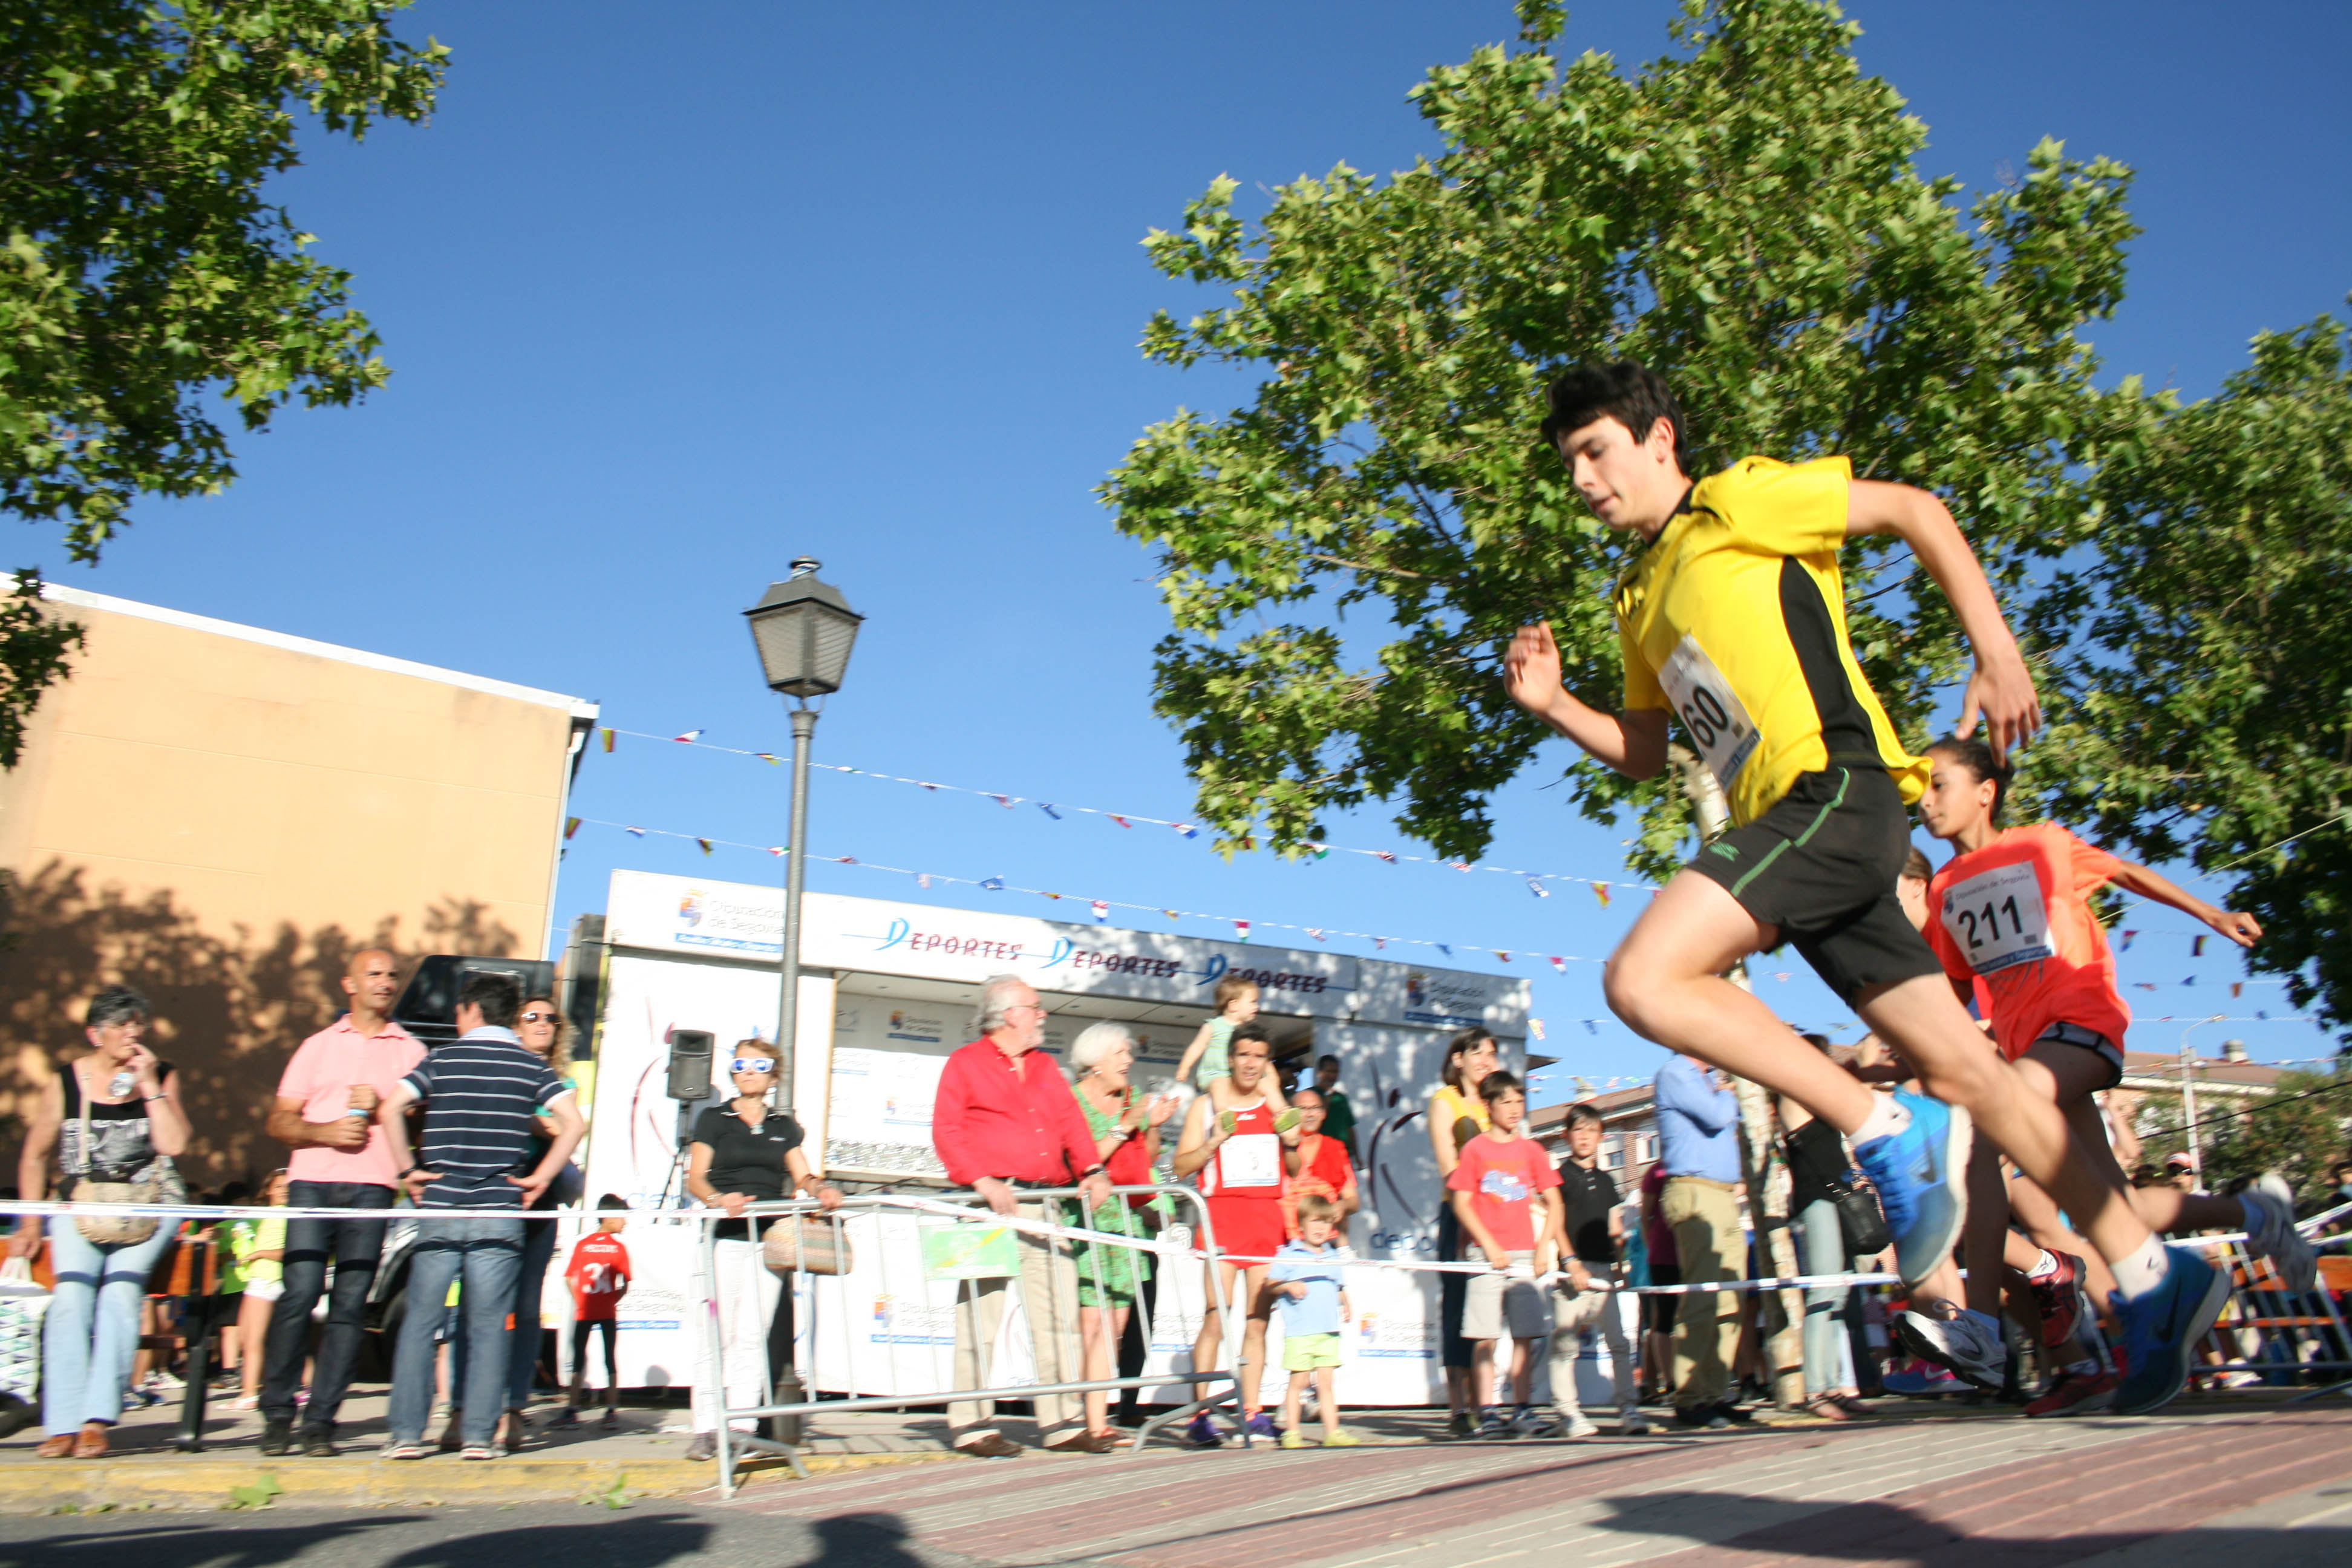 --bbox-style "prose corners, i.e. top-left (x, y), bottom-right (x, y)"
top-left (1652, 1053), bottom-right (1746, 1428)
top-left (375, 973), bottom-right (583, 1461)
